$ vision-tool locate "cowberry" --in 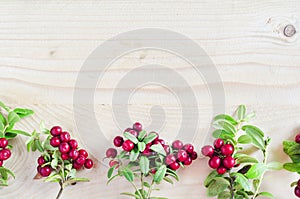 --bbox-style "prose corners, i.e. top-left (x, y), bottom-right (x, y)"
top-left (222, 156), bottom-right (236, 169)
top-left (172, 140), bottom-right (183, 149)
top-left (0, 149), bottom-right (11, 161)
top-left (61, 153), bottom-right (69, 160)
top-left (201, 145), bottom-right (214, 157)
top-left (50, 126), bottom-right (62, 136)
top-left (183, 157), bottom-right (192, 166)
top-left (142, 148), bottom-right (152, 156)
top-left (298, 179), bottom-right (300, 188)
top-left (177, 149), bottom-right (188, 162)
top-left (37, 165), bottom-right (41, 173)
top-left (109, 160), bottom-right (119, 168)
top-left (40, 166), bottom-right (51, 177)
top-left (59, 142), bottom-right (71, 154)
top-left (0, 138), bottom-right (8, 148)
top-left (106, 148), bottom-right (117, 158)
top-left (295, 186), bottom-right (300, 197)
top-left (183, 144), bottom-right (194, 154)
top-left (150, 168), bottom-right (157, 174)
top-left (73, 161), bottom-right (82, 170)
top-left (122, 140), bottom-right (135, 152)
top-left (157, 139), bottom-right (165, 146)
top-left (221, 144), bottom-right (234, 156)
top-left (133, 122), bottom-right (143, 132)
top-left (69, 149), bottom-right (79, 160)
top-left (214, 139), bottom-right (224, 149)
top-left (37, 156), bottom-right (46, 165)
top-left (296, 134), bottom-right (300, 144)
top-left (190, 151), bottom-right (198, 160)
top-left (50, 137), bottom-right (60, 147)
top-left (123, 128), bottom-right (132, 133)
top-left (128, 129), bottom-right (139, 137)
top-left (0, 160), bottom-right (3, 167)
top-left (169, 162), bottom-right (180, 170)
top-left (113, 136), bottom-right (124, 147)
top-left (60, 131), bottom-right (71, 142)
top-left (84, 159), bottom-right (94, 169)
top-left (75, 155), bottom-right (86, 165)
top-left (208, 156), bottom-right (221, 169)
top-left (217, 166), bottom-right (227, 175)
top-left (68, 139), bottom-right (78, 149)
top-left (165, 154), bottom-right (176, 165)
top-left (78, 149), bottom-right (88, 158)
top-left (163, 145), bottom-right (170, 155)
